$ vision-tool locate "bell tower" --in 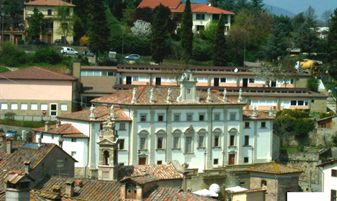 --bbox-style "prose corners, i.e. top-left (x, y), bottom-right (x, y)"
top-left (97, 105), bottom-right (119, 181)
